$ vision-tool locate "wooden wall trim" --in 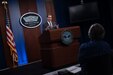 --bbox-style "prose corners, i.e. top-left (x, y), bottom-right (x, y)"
top-left (45, 0), bottom-right (56, 21)
top-left (18, 0), bottom-right (41, 62)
